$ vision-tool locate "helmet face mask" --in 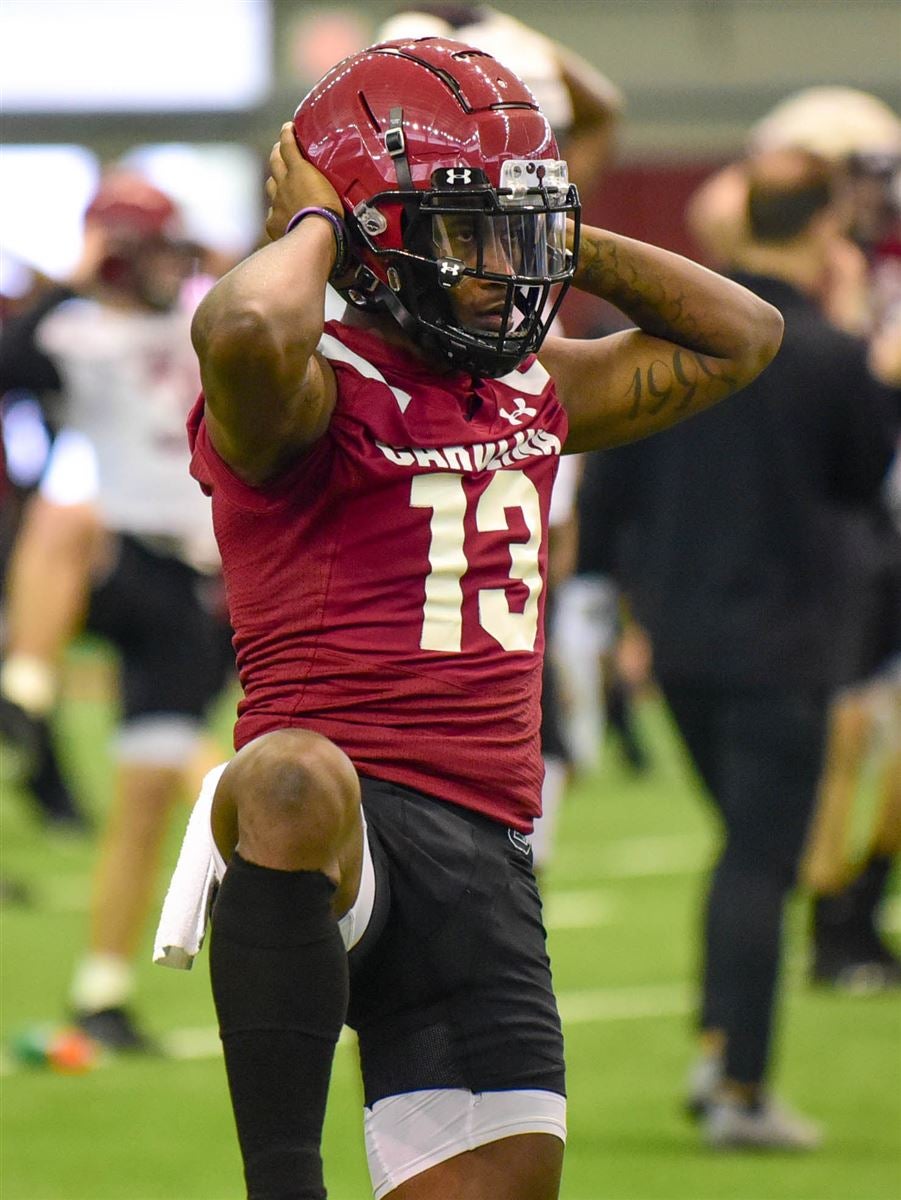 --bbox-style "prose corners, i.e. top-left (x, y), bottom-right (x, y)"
top-left (351, 160), bottom-right (577, 375)
top-left (294, 38), bottom-right (581, 377)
